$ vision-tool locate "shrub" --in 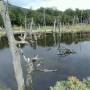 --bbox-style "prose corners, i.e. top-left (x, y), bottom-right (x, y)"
top-left (83, 76), bottom-right (90, 89)
top-left (50, 76), bottom-right (88, 90)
